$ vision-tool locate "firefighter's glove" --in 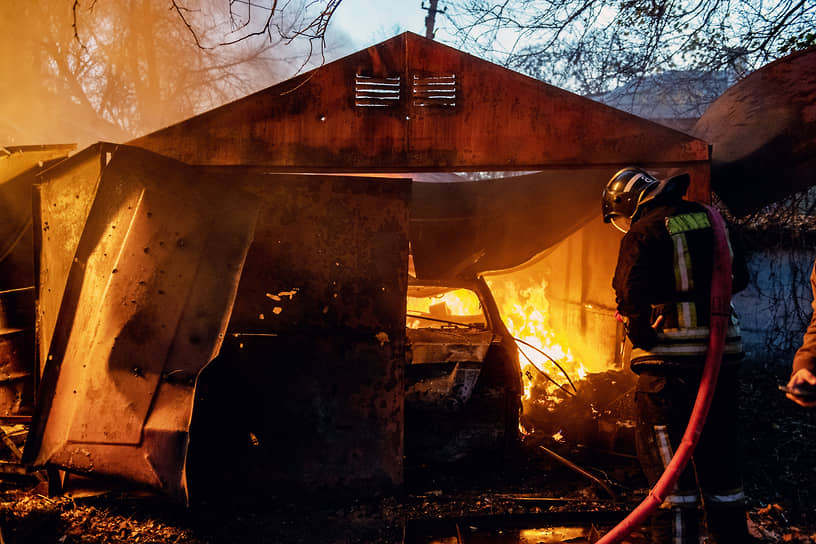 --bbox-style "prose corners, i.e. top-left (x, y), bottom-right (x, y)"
top-left (626, 315), bottom-right (658, 350)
